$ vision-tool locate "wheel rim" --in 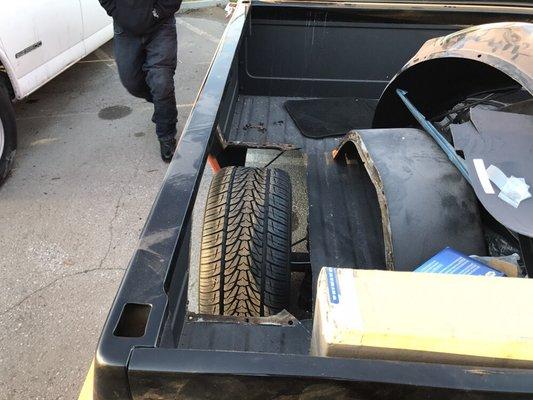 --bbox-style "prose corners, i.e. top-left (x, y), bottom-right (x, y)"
top-left (0, 116), bottom-right (4, 158)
